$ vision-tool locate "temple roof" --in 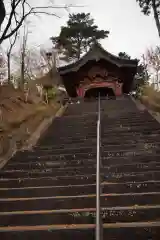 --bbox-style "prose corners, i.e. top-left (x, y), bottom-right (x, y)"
top-left (58, 43), bottom-right (138, 75)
